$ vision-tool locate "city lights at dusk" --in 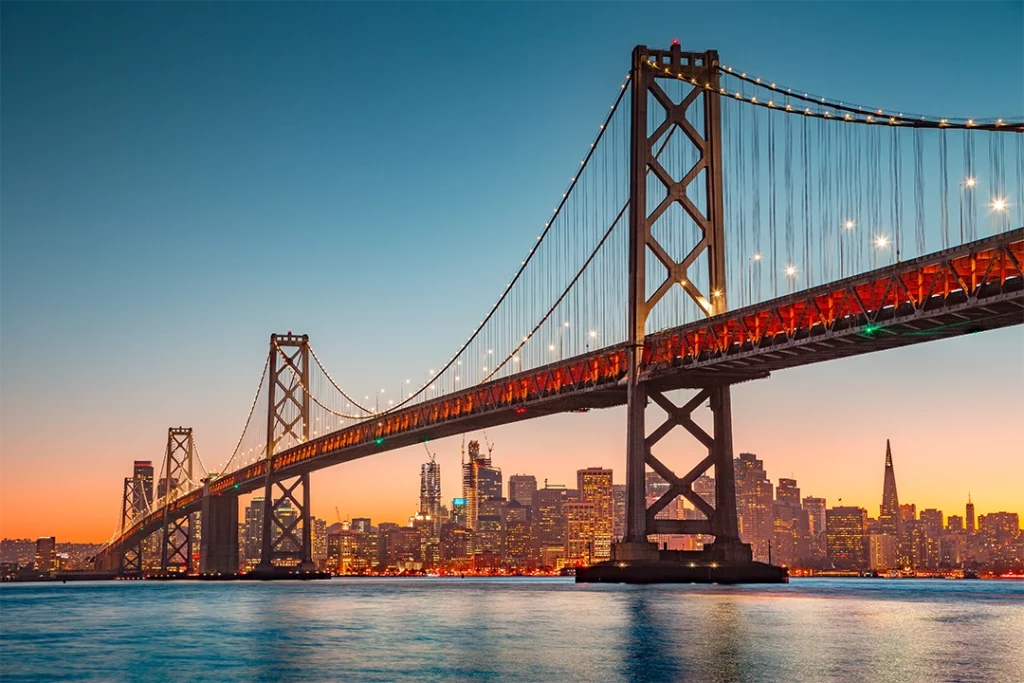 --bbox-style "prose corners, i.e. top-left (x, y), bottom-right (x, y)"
top-left (1, 2), bottom-right (1021, 682)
